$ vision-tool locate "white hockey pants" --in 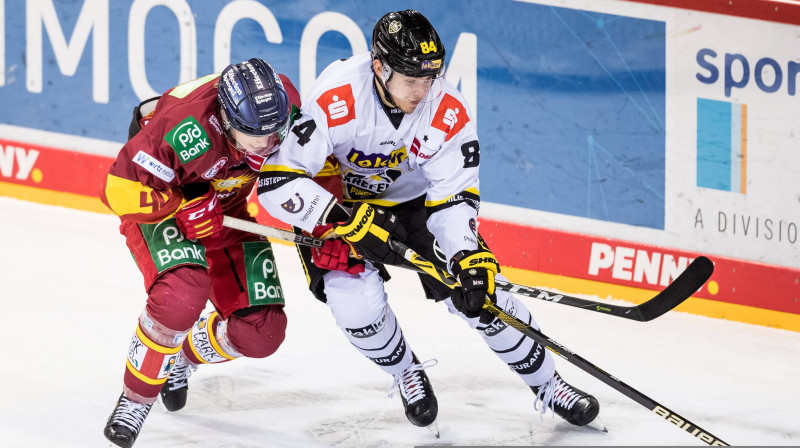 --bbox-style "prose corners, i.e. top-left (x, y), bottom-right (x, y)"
top-left (323, 263), bottom-right (554, 386)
